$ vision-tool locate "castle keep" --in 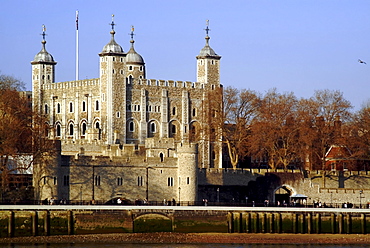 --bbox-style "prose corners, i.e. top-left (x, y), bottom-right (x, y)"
top-left (32, 19), bottom-right (222, 203)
